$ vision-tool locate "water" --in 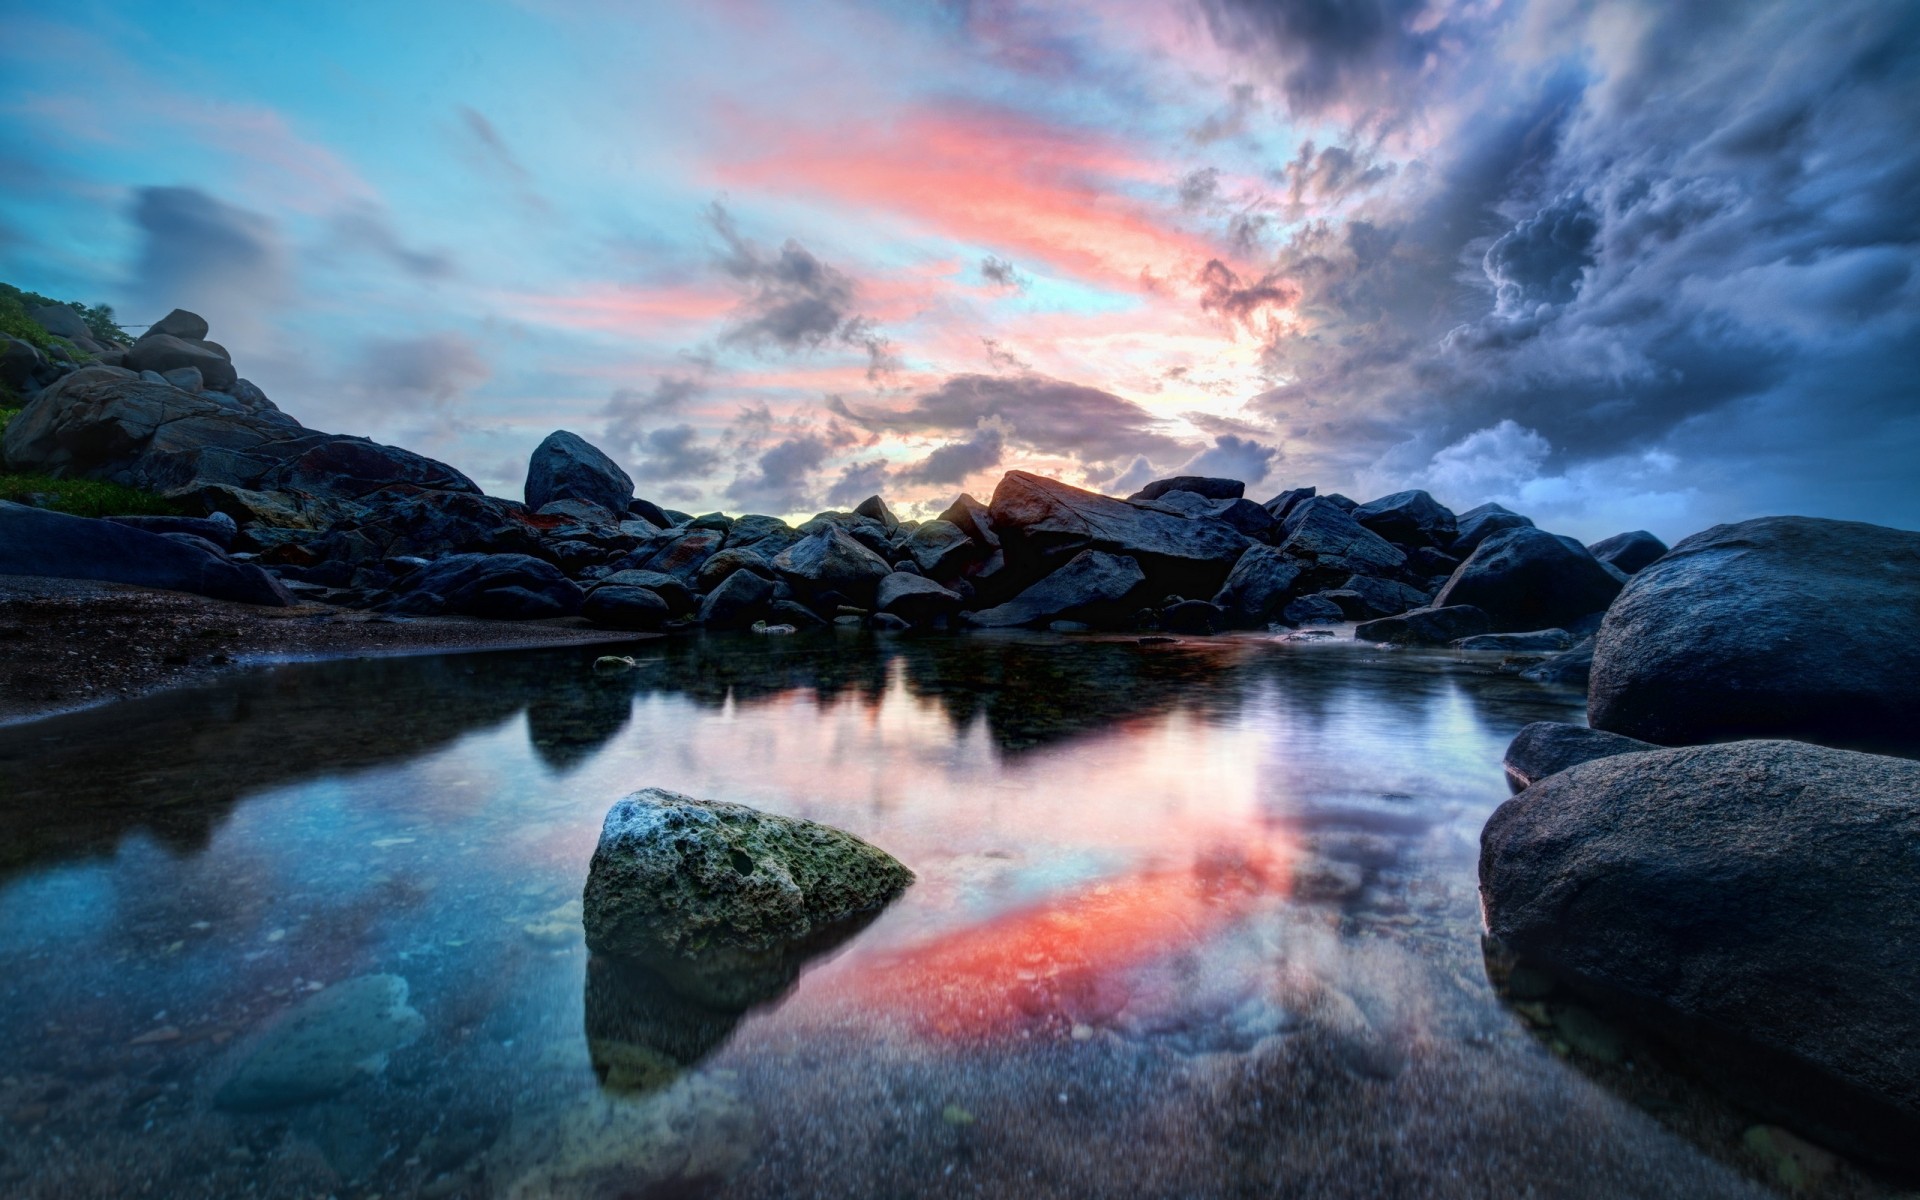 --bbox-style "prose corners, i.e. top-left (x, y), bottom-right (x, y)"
top-left (0, 631), bottom-right (1805, 1198)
